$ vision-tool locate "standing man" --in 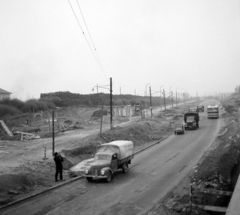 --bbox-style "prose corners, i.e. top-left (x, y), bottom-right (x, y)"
top-left (54, 152), bottom-right (64, 182)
